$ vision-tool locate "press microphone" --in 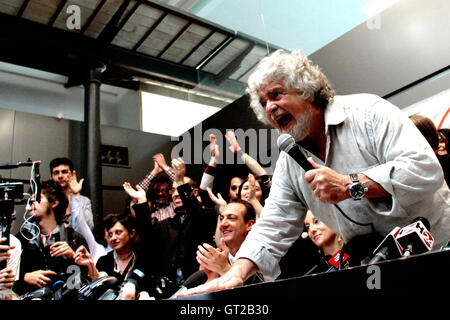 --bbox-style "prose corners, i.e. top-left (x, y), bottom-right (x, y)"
top-left (169, 270), bottom-right (207, 299)
top-left (368, 226), bottom-right (403, 264)
top-left (395, 217), bottom-right (434, 256)
top-left (277, 134), bottom-right (313, 171)
top-left (325, 250), bottom-right (350, 272)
